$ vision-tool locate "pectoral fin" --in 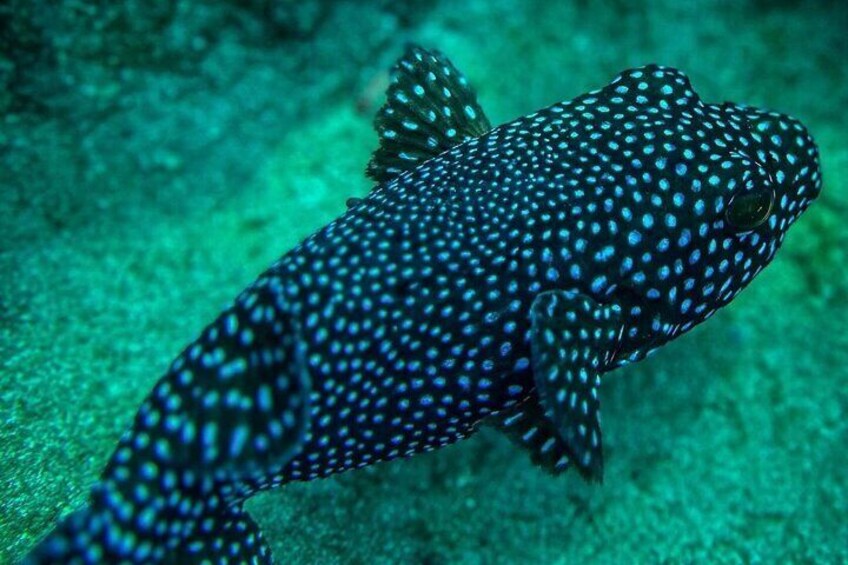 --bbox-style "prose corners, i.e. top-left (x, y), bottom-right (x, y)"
top-left (529, 290), bottom-right (623, 482)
